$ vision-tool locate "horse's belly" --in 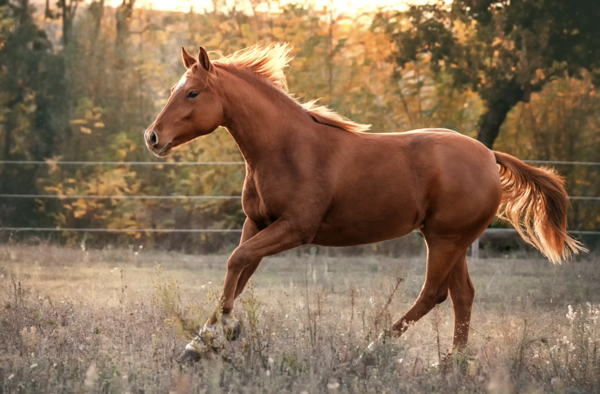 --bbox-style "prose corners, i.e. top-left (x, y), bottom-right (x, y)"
top-left (311, 205), bottom-right (420, 246)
